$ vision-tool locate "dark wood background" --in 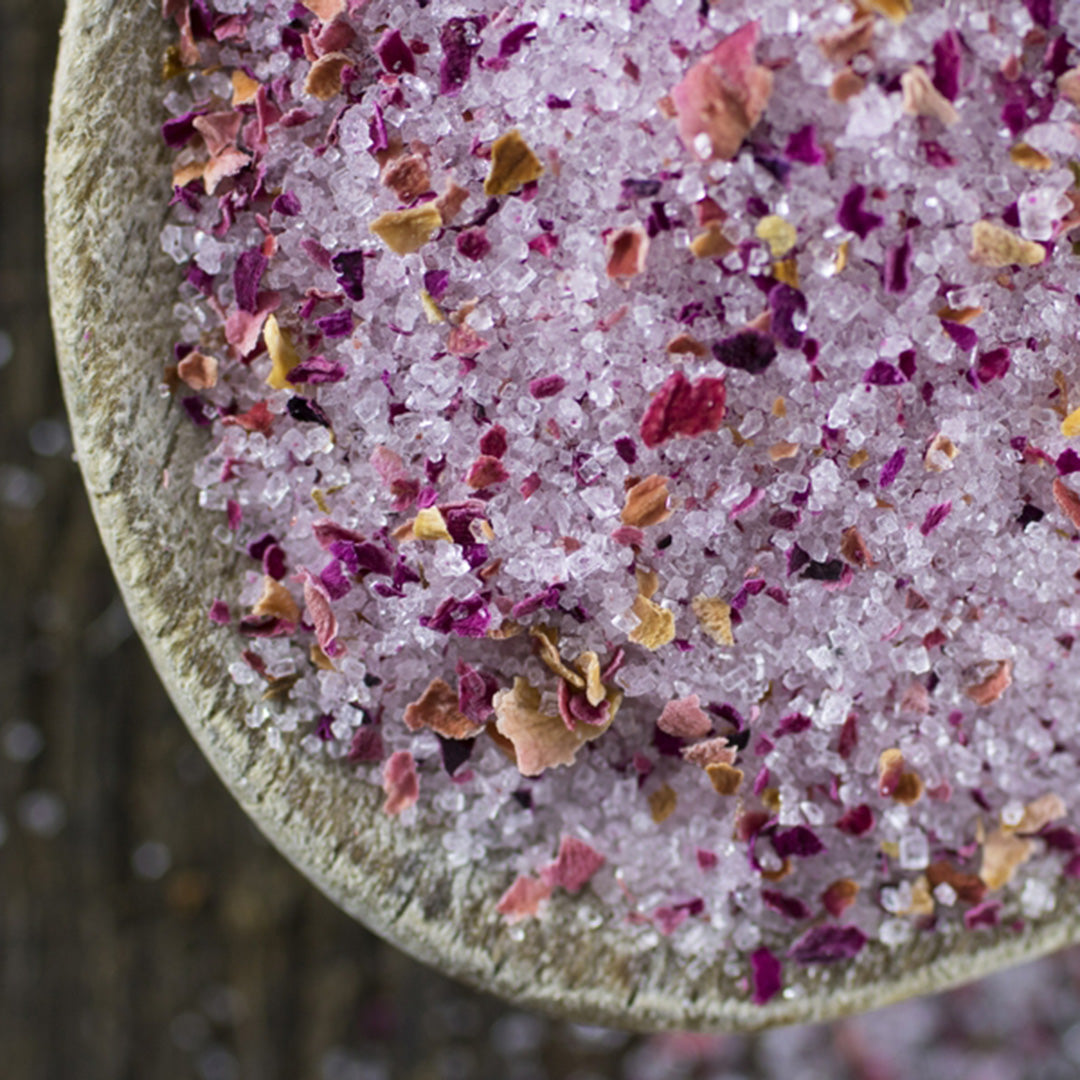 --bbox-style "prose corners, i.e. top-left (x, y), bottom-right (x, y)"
top-left (0, 2), bottom-right (682, 1077)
